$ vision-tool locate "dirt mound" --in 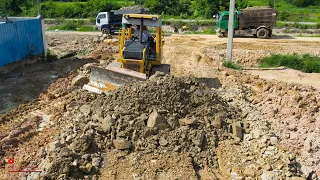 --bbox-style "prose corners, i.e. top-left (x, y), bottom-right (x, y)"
top-left (34, 73), bottom-right (242, 179)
